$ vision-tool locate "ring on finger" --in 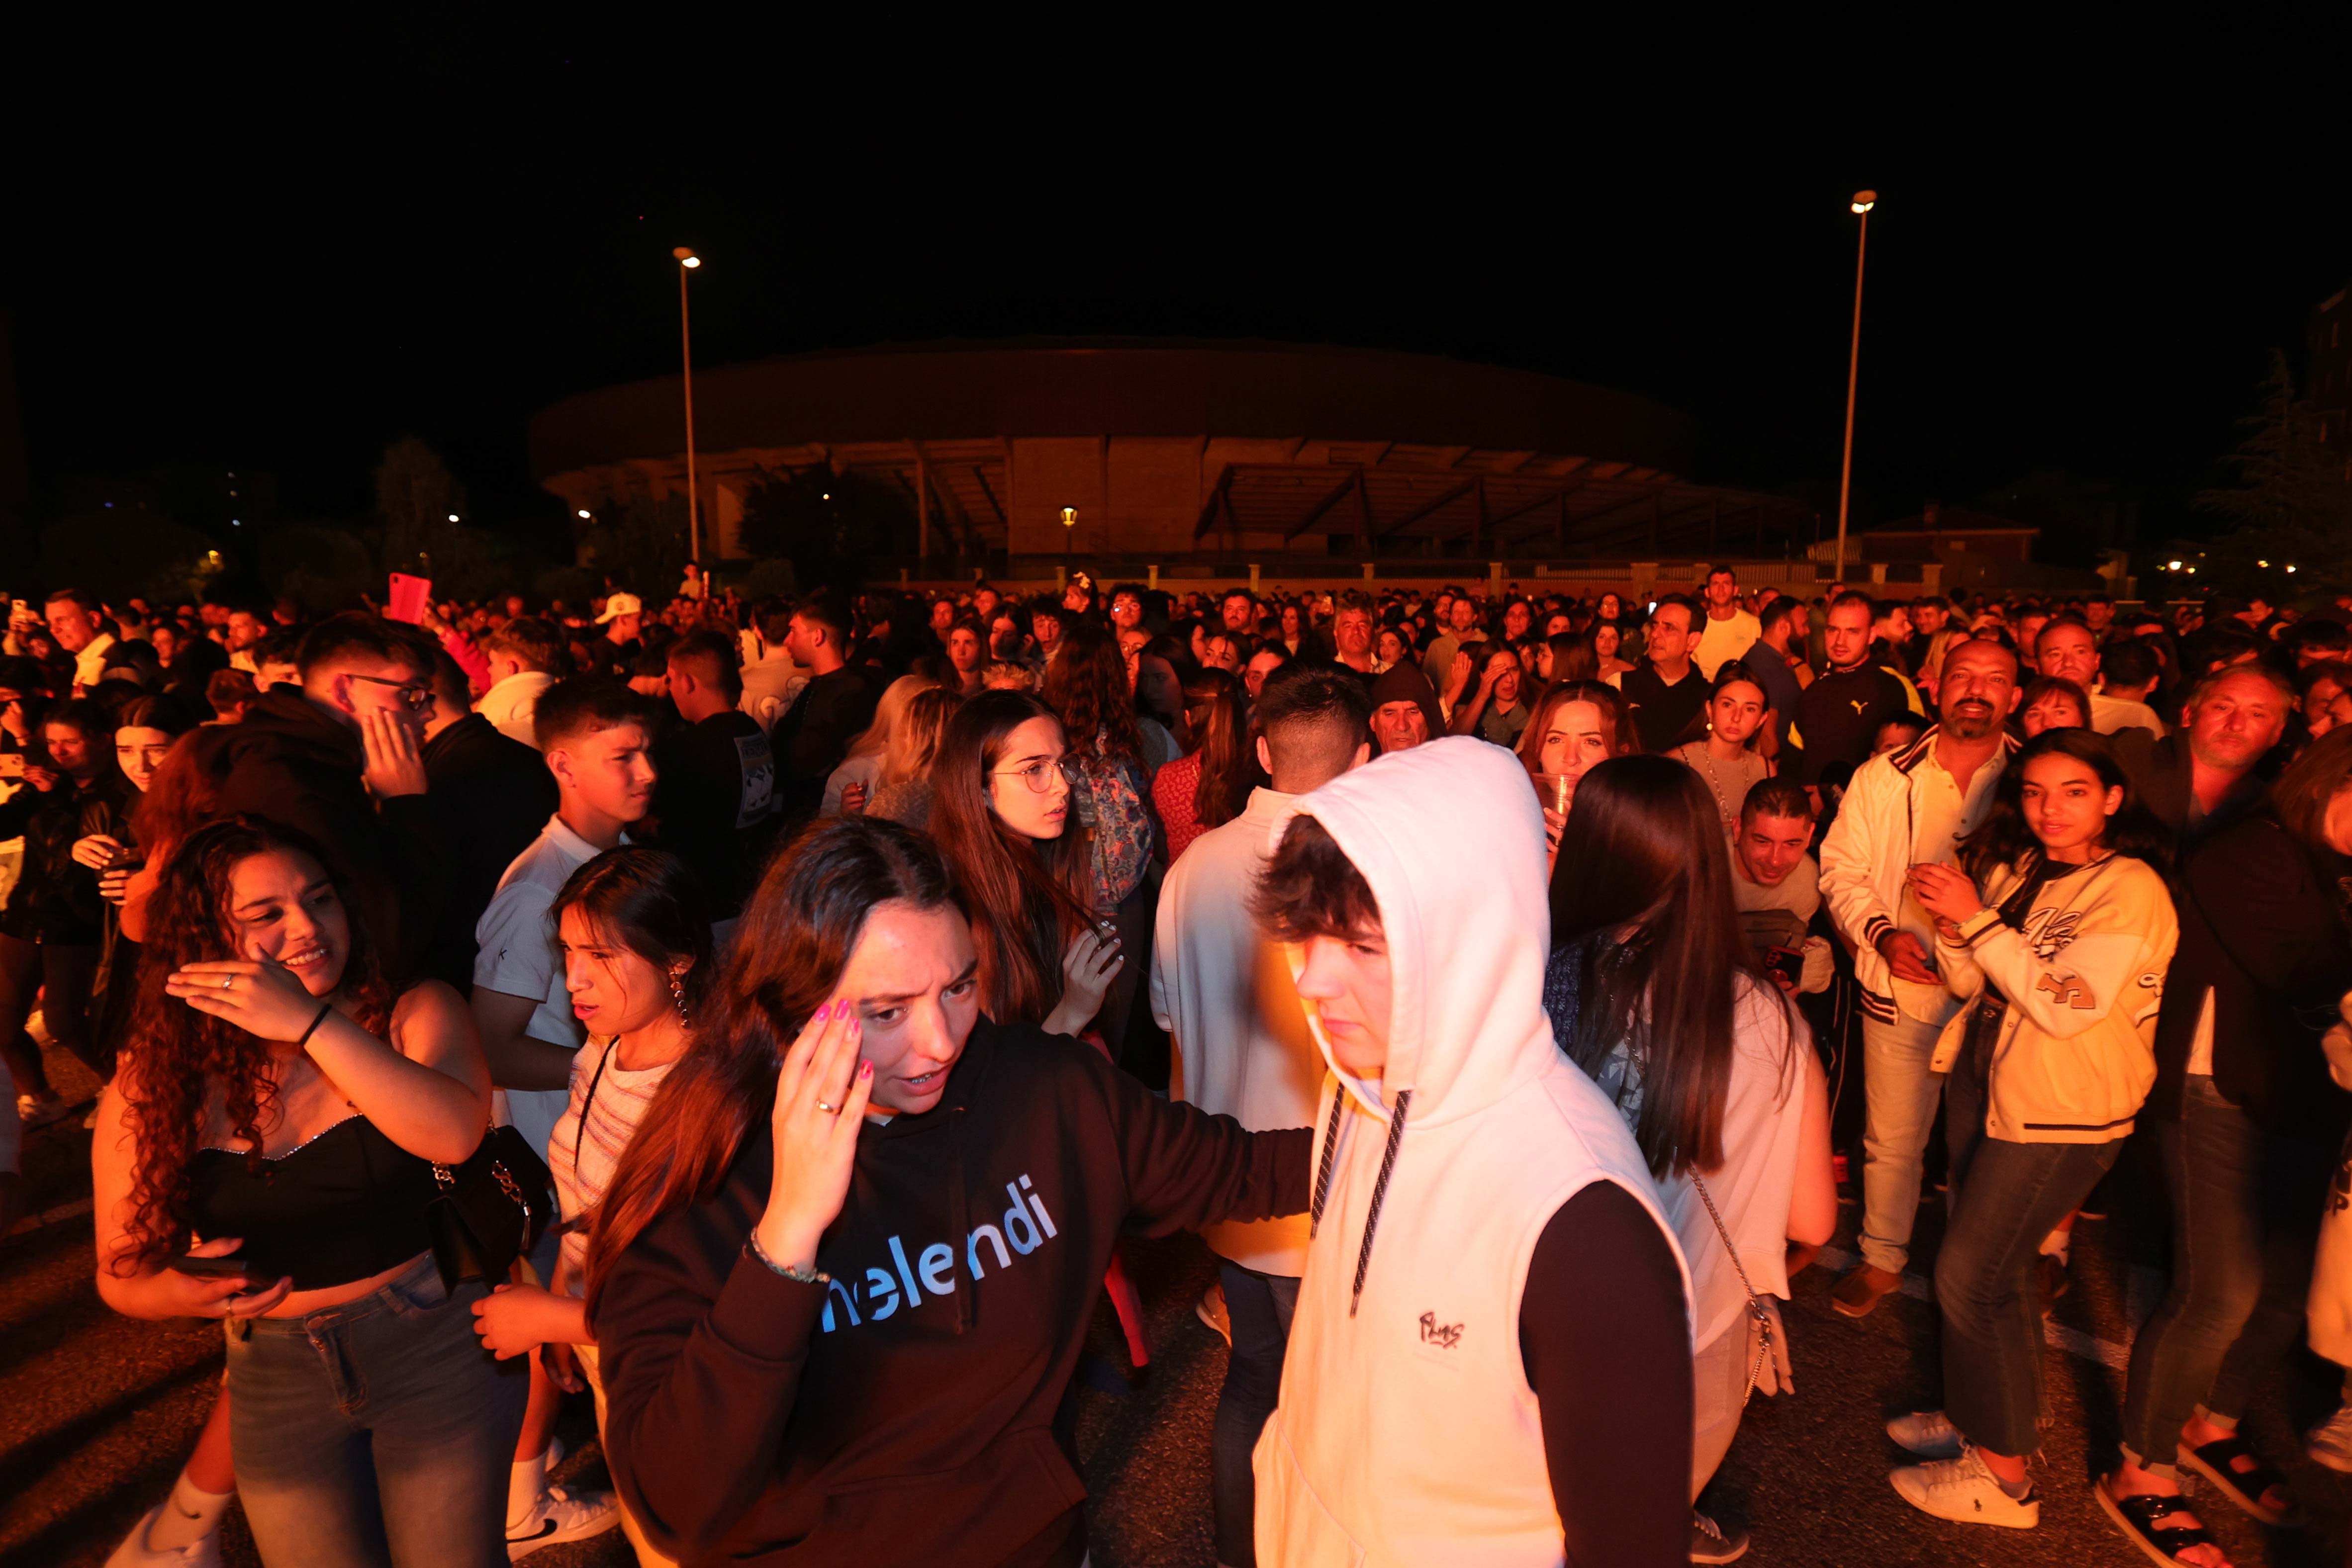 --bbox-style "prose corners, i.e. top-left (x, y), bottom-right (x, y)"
top-left (815, 1099), bottom-right (839, 1115)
